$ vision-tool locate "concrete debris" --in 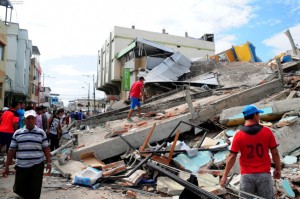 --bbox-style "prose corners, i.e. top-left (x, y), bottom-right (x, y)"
top-left (122, 170), bottom-right (147, 185)
top-left (52, 160), bottom-right (86, 179)
top-left (4, 50), bottom-right (300, 198)
top-left (276, 116), bottom-right (298, 127)
top-left (102, 160), bottom-right (127, 177)
top-left (157, 176), bottom-right (184, 195)
top-left (79, 152), bottom-right (105, 169)
top-left (283, 155), bottom-right (298, 166)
